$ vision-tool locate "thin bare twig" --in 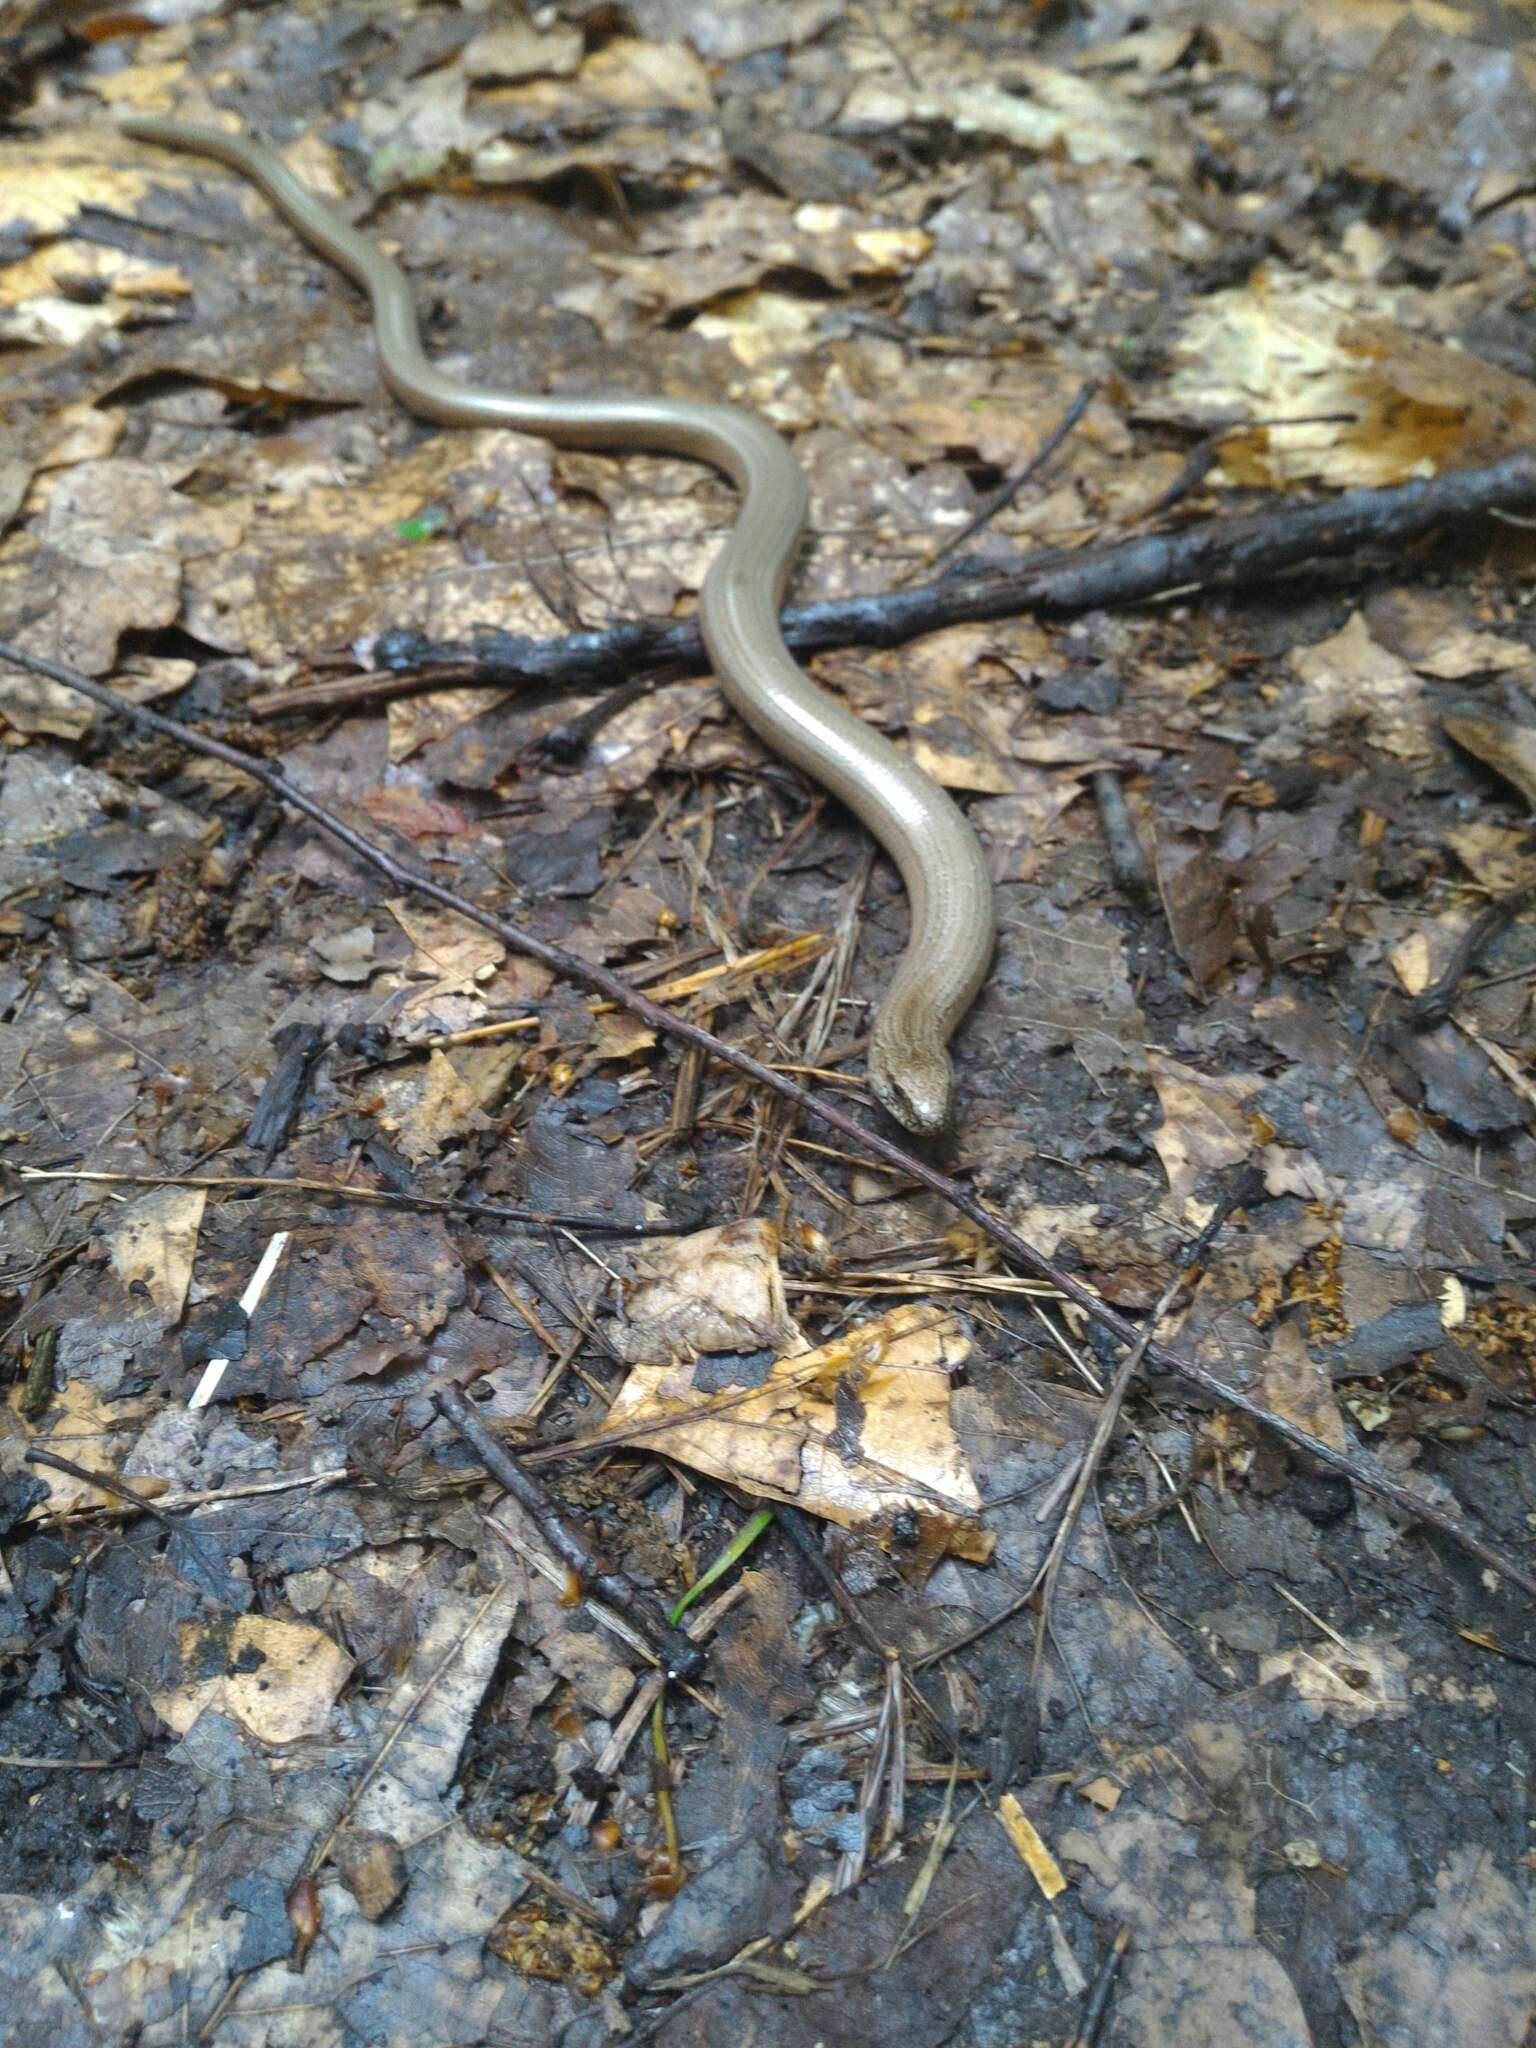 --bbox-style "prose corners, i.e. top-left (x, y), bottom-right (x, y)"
top-left (11, 1164), bottom-right (681, 1235)
top-left (1030, 1174), bottom-right (1260, 1684)
top-left (0, 1752), bottom-right (136, 1770)
top-left (1404, 879), bottom-right (1536, 1028)
top-left (912, 377), bottom-right (1098, 578)
top-left (1071, 1924), bottom-right (1132, 2048)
